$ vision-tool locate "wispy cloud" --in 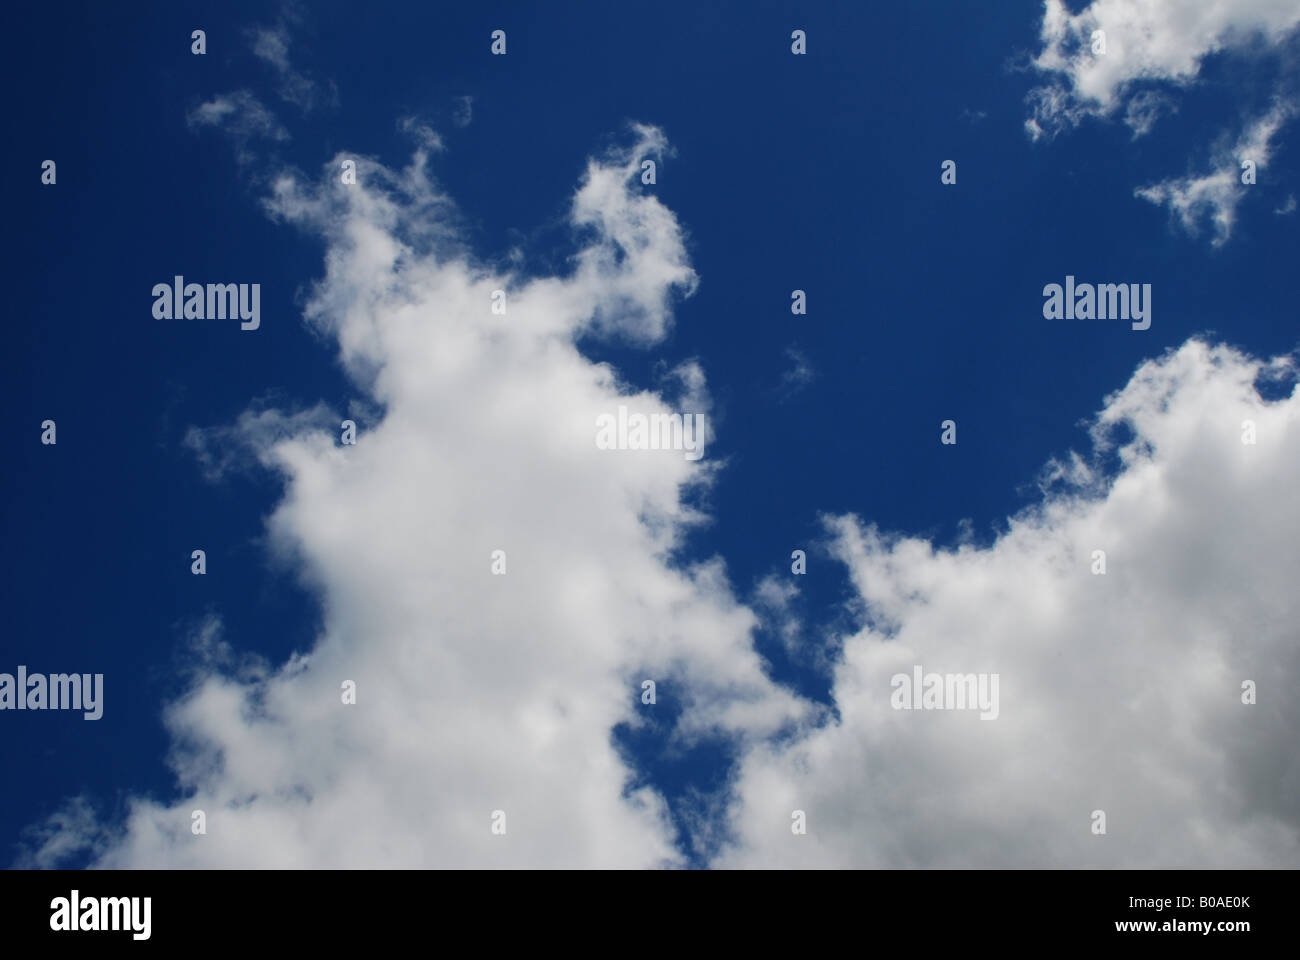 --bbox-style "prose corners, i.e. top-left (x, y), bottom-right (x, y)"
top-left (454, 95), bottom-right (474, 128)
top-left (1135, 102), bottom-right (1293, 245)
top-left (1023, 0), bottom-right (1300, 244)
top-left (187, 91), bottom-right (289, 166)
top-left (397, 115), bottom-right (445, 153)
top-left (777, 345), bottom-right (816, 399)
top-left (247, 21), bottom-right (333, 112)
